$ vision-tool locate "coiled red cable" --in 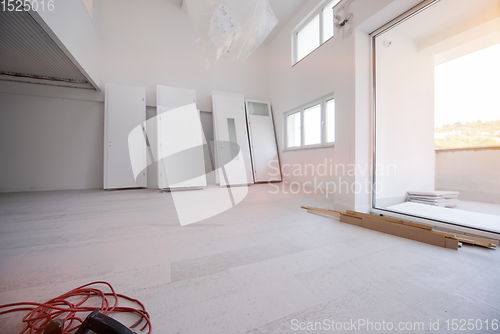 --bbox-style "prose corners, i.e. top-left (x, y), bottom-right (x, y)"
top-left (0, 281), bottom-right (151, 334)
